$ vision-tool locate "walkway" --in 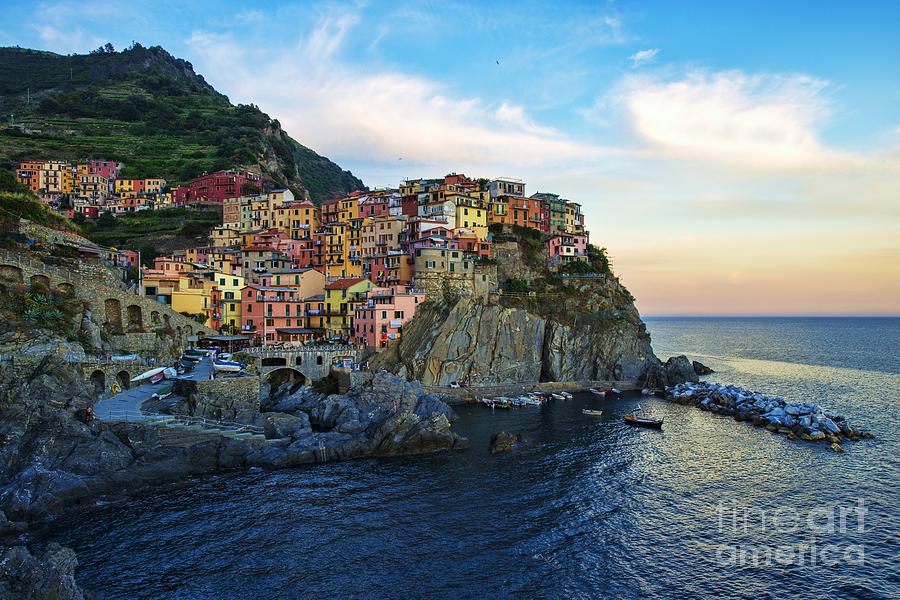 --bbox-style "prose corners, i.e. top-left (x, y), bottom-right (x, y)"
top-left (94, 356), bottom-right (215, 421)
